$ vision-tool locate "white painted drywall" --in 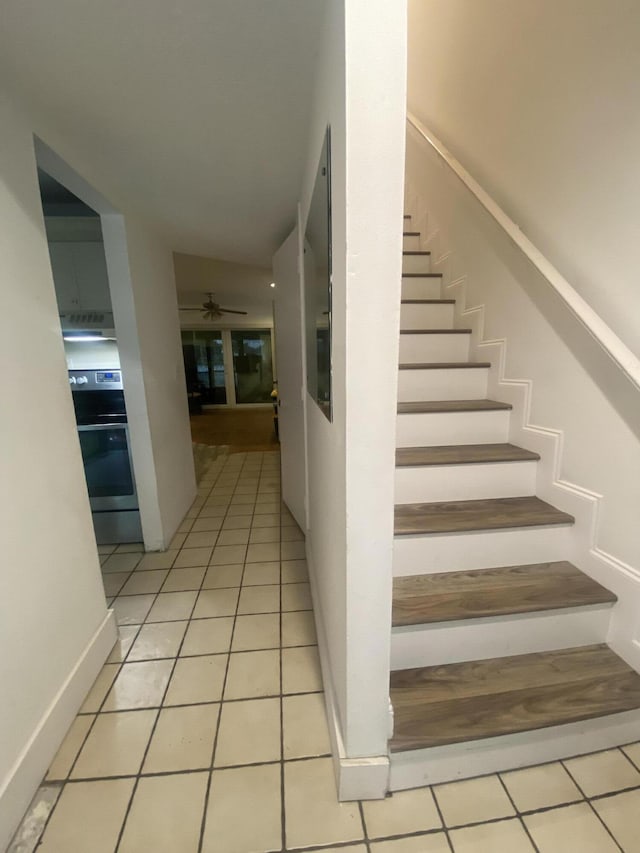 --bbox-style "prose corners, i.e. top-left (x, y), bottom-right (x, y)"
top-left (407, 0), bottom-right (640, 359)
top-left (35, 136), bottom-right (196, 553)
top-left (0, 73), bottom-right (196, 839)
top-left (300, 0), bottom-right (407, 763)
top-left (404, 121), bottom-right (640, 673)
top-left (273, 222), bottom-right (307, 529)
top-left (0, 2), bottom-right (326, 264)
top-left (0, 92), bottom-right (113, 848)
